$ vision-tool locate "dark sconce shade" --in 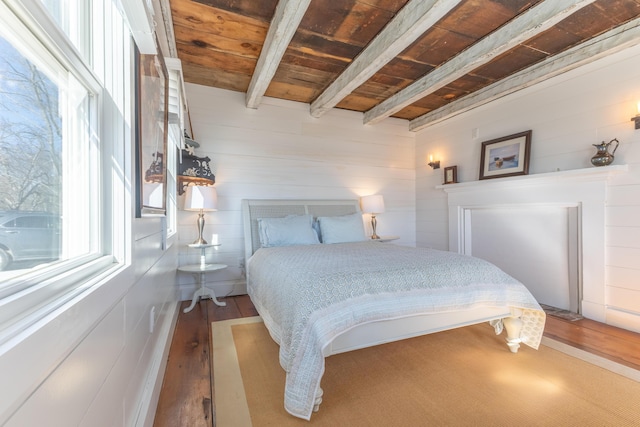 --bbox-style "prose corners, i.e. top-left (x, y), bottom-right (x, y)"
top-left (144, 152), bottom-right (164, 183)
top-left (178, 131), bottom-right (215, 194)
top-left (178, 151), bottom-right (215, 194)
